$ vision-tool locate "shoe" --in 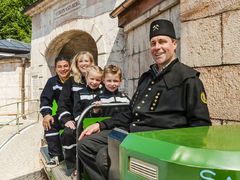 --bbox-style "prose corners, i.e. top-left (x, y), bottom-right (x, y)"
top-left (71, 169), bottom-right (77, 180)
top-left (46, 156), bottom-right (59, 167)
